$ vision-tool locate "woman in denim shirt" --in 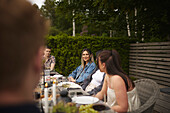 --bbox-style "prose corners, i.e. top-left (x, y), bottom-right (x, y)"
top-left (68, 48), bottom-right (96, 83)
